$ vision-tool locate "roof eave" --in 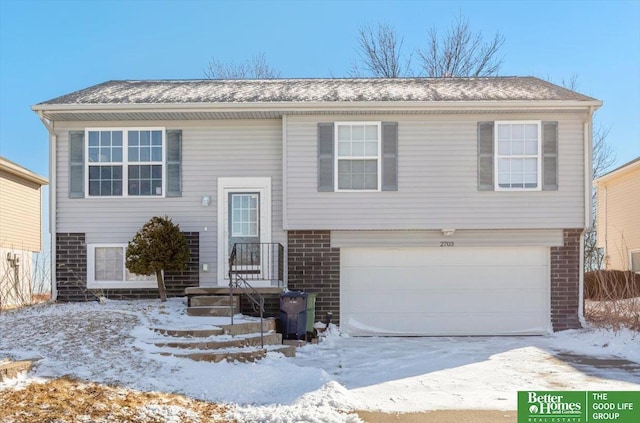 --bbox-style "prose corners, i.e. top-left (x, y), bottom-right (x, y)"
top-left (594, 158), bottom-right (640, 185)
top-left (31, 99), bottom-right (603, 116)
top-left (0, 159), bottom-right (49, 186)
